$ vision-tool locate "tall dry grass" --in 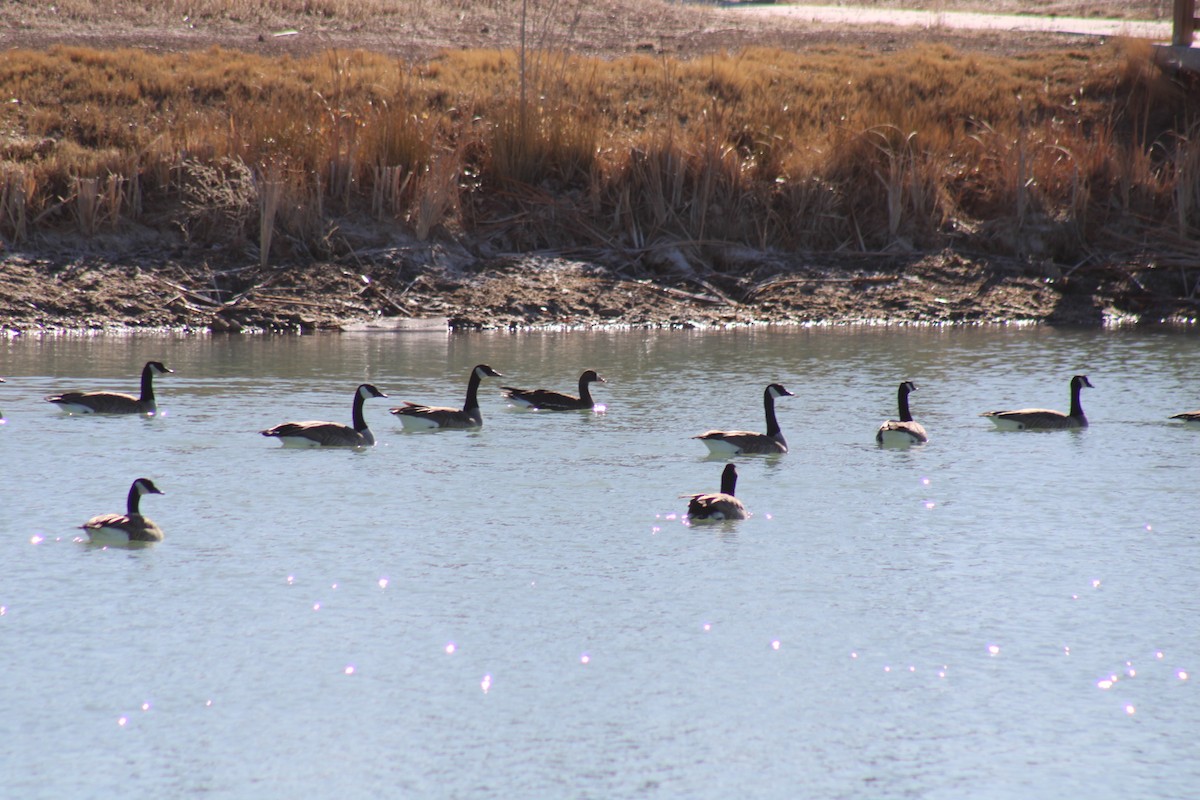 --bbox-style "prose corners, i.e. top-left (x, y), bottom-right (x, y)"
top-left (0, 37), bottom-right (1196, 261)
